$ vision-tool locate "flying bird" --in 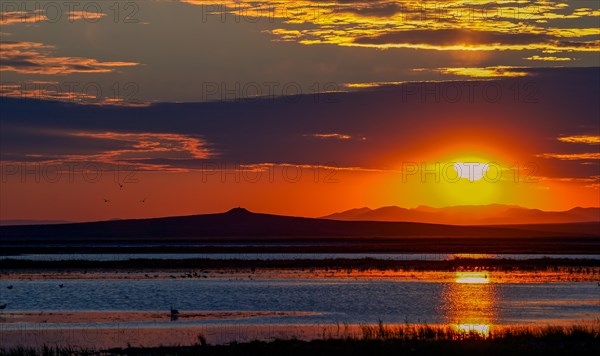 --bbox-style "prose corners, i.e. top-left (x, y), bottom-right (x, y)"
top-left (6, 285), bottom-right (13, 290)
top-left (103, 198), bottom-right (111, 203)
top-left (0, 304), bottom-right (6, 311)
top-left (140, 197), bottom-right (147, 203)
